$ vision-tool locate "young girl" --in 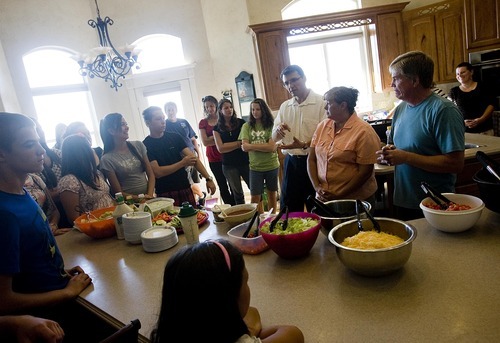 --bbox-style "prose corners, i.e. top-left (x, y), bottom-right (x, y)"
top-left (100, 113), bottom-right (155, 199)
top-left (213, 99), bottom-right (250, 204)
top-left (58, 134), bottom-right (114, 222)
top-left (199, 95), bottom-right (234, 205)
top-left (239, 99), bottom-right (279, 213)
top-left (151, 240), bottom-right (304, 343)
